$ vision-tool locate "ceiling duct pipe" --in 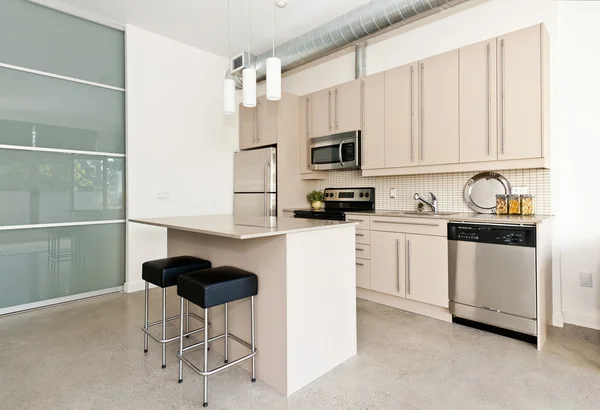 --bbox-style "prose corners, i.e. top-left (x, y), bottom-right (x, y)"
top-left (355, 43), bottom-right (367, 79)
top-left (242, 0), bottom-right (472, 83)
